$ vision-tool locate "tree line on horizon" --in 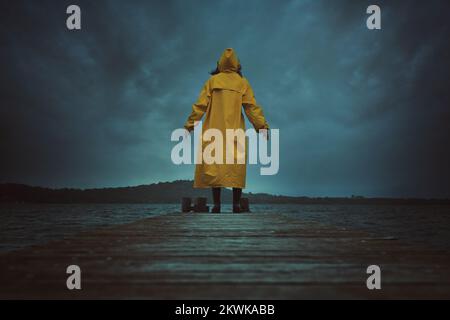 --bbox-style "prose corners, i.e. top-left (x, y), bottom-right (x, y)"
top-left (0, 180), bottom-right (448, 205)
